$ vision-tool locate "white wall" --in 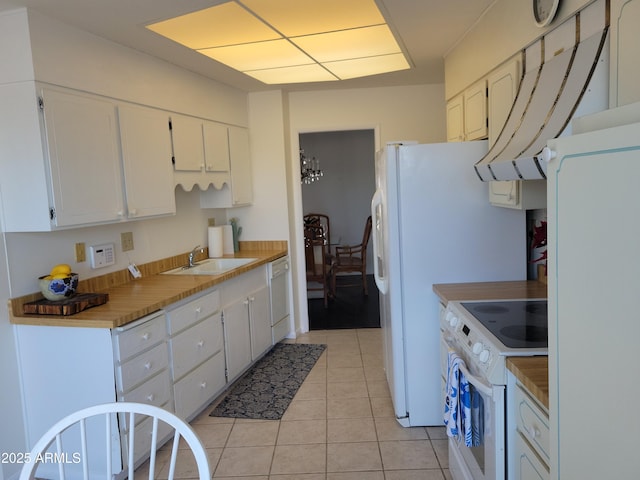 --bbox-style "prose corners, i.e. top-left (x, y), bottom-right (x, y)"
top-left (445, 0), bottom-right (594, 99)
top-left (286, 84), bottom-right (446, 333)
